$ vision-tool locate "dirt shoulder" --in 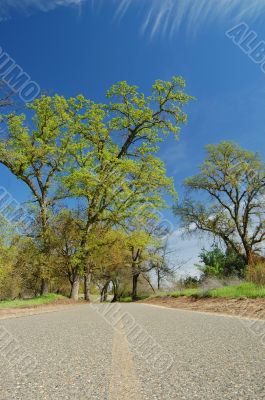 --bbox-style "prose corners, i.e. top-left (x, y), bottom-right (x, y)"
top-left (141, 296), bottom-right (265, 320)
top-left (0, 299), bottom-right (88, 320)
